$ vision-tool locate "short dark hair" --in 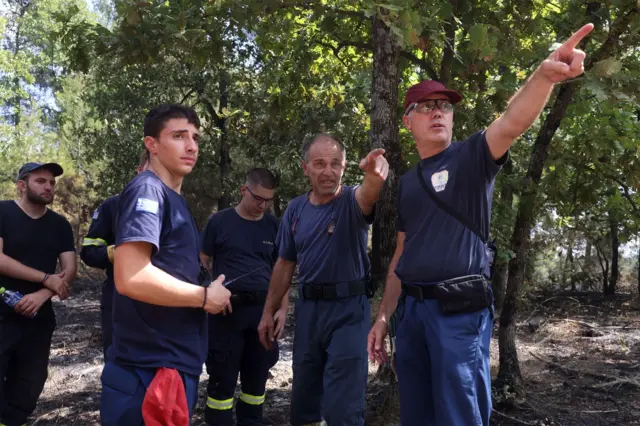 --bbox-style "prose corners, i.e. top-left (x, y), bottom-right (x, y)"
top-left (143, 104), bottom-right (201, 139)
top-left (301, 133), bottom-right (346, 161)
top-left (246, 168), bottom-right (278, 190)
